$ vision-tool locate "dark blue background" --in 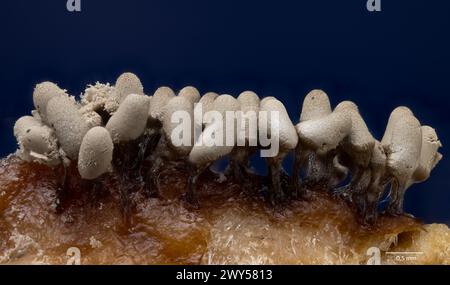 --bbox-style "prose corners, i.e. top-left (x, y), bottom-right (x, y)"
top-left (0, 0), bottom-right (448, 223)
